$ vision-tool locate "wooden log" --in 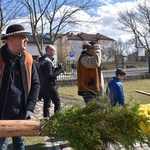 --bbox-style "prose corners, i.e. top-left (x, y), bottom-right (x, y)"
top-left (135, 90), bottom-right (150, 96)
top-left (0, 120), bottom-right (55, 137)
